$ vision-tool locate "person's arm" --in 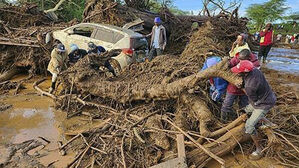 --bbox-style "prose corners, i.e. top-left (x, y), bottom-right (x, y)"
top-left (145, 32), bottom-right (153, 38)
top-left (162, 27), bottom-right (167, 50)
top-left (260, 29), bottom-right (268, 37)
top-left (145, 27), bottom-right (154, 38)
top-left (229, 56), bottom-right (239, 68)
top-left (229, 41), bottom-right (237, 56)
top-left (245, 86), bottom-right (259, 103)
top-left (51, 50), bottom-right (59, 70)
top-left (81, 50), bottom-right (88, 57)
